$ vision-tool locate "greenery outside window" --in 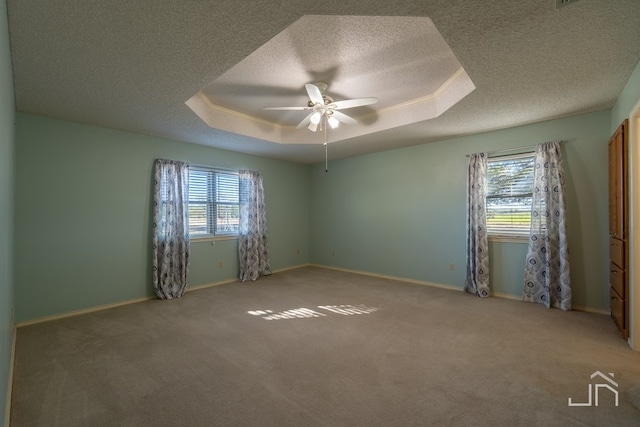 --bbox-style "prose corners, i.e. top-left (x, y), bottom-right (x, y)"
top-left (486, 153), bottom-right (534, 238)
top-left (188, 166), bottom-right (239, 238)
